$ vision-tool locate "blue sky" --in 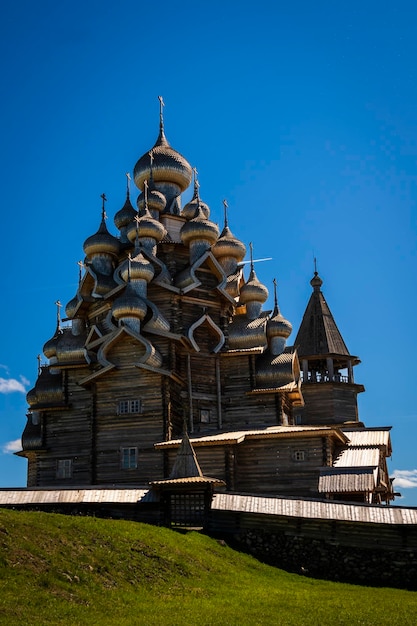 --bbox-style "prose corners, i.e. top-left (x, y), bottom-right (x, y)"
top-left (1, 1), bottom-right (416, 504)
